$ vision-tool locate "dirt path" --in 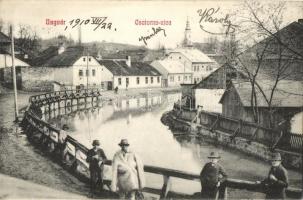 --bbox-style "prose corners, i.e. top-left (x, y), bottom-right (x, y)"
top-left (0, 91), bottom-right (91, 197)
